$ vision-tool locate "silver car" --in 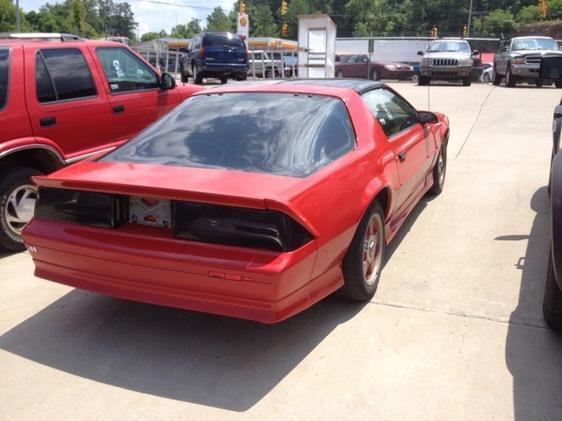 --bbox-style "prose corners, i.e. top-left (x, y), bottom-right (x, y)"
top-left (493, 36), bottom-right (562, 88)
top-left (417, 39), bottom-right (476, 86)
